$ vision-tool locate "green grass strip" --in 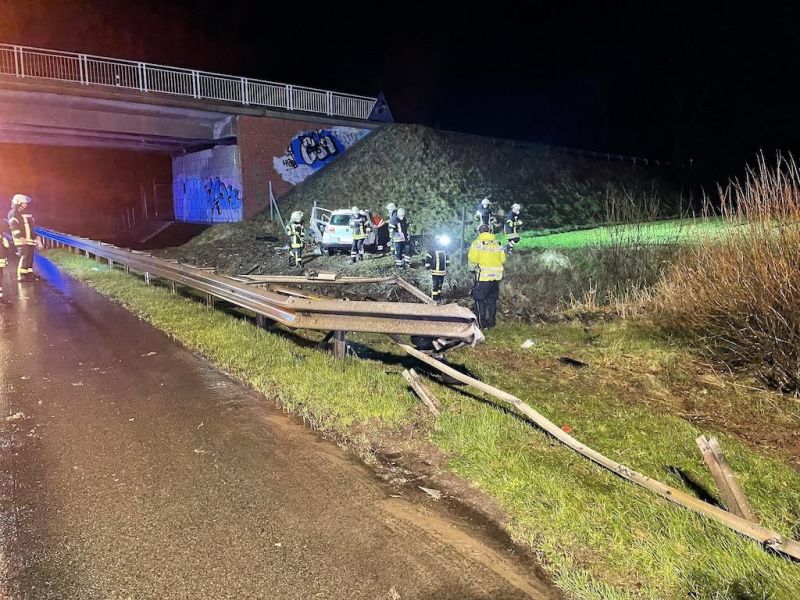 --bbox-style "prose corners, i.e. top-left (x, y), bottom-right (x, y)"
top-left (504, 217), bottom-right (730, 249)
